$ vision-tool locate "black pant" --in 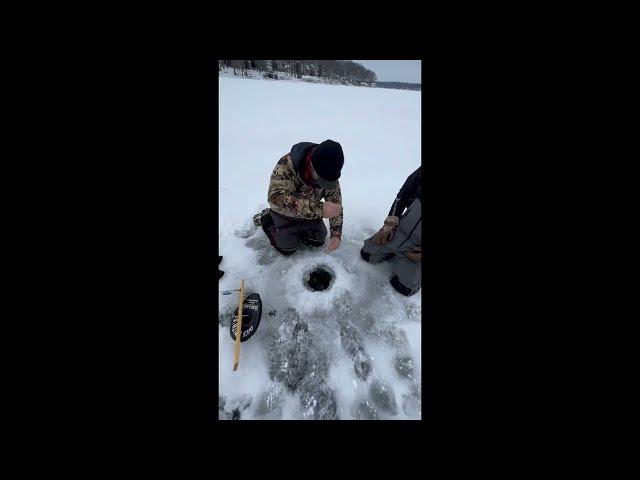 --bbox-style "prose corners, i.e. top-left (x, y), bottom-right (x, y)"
top-left (262, 209), bottom-right (327, 255)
